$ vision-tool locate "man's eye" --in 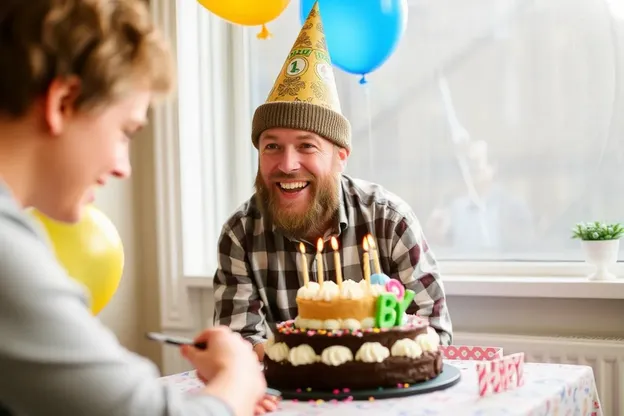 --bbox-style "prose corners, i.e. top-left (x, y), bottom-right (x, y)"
top-left (264, 143), bottom-right (278, 150)
top-left (301, 143), bottom-right (315, 149)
